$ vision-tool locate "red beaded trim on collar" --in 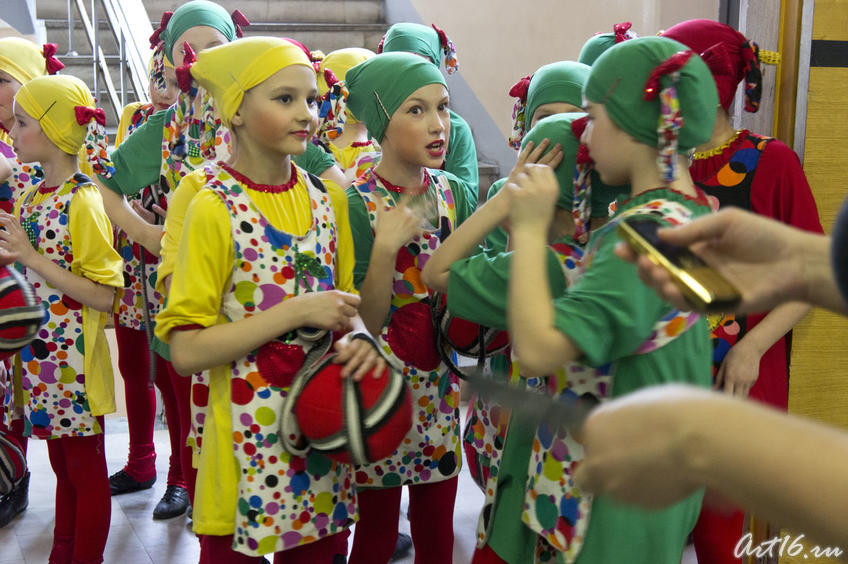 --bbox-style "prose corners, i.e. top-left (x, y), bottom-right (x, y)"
top-left (350, 140), bottom-right (374, 148)
top-left (373, 170), bottom-right (431, 195)
top-left (219, 162), bottom-right (299, 193)
top-left (37, 182), bottom-right (61, 194)
top-left (0, 123), bottom-right (9, 136)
